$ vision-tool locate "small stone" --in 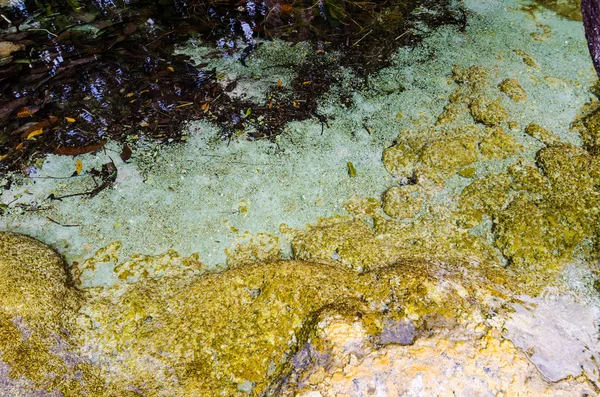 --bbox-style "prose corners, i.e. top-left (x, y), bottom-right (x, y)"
top-left (237, 380), bottom-right (255, 393)
top-left (524, 123), bottom-right (560, 146)
top-left (458, 167), bottom-right (476, 178)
